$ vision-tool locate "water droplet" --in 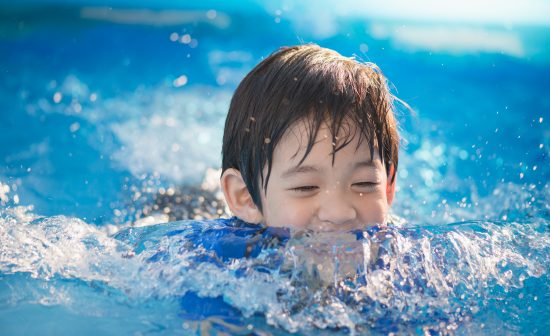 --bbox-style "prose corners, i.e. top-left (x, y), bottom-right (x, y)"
top-left (73, 102), bottom-right (82, 113)
top-left (180, 34), bottom-right (191, 44)
top-left (216, 75), bottom-right (226, 85)
top-left (206, 10), bottom-right (217, 20)
top-left (173, 75), bottom-right (188, 87)
top-left (171, 143), bottom-right (180, 152)
top-left (53, 92), bottom-right (62, 103)
top-left (165, 117), bottom-right (176, 127)
top-left (69, 122), bottom-right (80, 133)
